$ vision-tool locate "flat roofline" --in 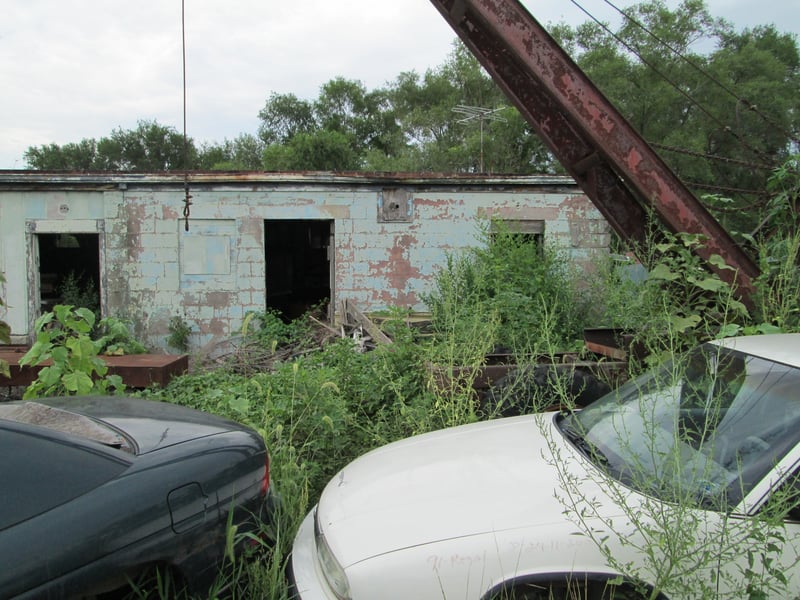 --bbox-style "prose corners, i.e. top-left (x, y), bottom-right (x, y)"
top-left (0, 170), bottom-right (578, 189)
